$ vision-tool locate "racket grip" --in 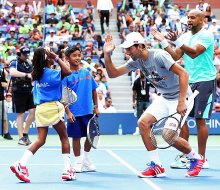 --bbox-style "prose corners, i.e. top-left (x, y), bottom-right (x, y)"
top-left (186, 90), bottom-right (199, 106)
